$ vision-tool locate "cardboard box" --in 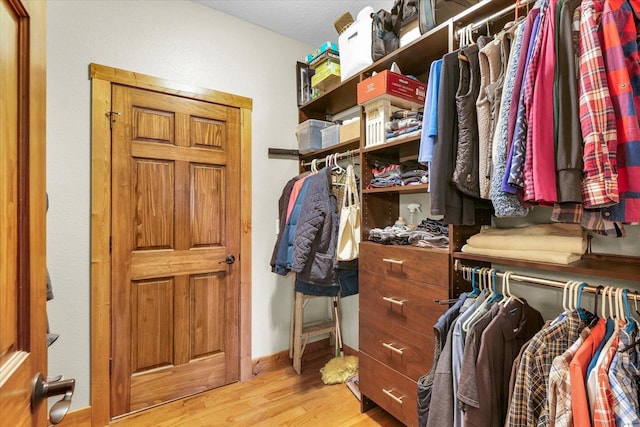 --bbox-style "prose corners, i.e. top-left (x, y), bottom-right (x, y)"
top-left (339, 119), bottom-right (360, 143)
top-left (311, 62), bottom-right (341, 92)
top-left (357, 70), bottom-right (426, 107)
top-left (306, 41), bottom-right (339, 64)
